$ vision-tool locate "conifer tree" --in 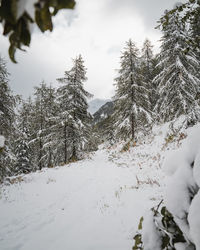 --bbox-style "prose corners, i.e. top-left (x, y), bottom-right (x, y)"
top-left (14, 128), bottom-right (31, 174)
top-left (0, 56), bottom-right (16, 136)
top-left (30, 82), bottom-right (57, 169)
top-left (57, 55), bottom-right (93, 162)
top-left (141, 39), bottom-right (158, 111)
top-left (189, 7), bottom-right (200, 83)
top-left (0, 56), bottom-right (16, 180)
top-left (41, 85), bottom-right (58, 168)
top-left (141, 39), bottom-right (154, 79)
top-left (155, 11), bottom-right (200, 125)
top-left (31, 85), bottom-right (46, 170)
top-left (14, 99), bottom-right (34, 174)
top-left (113, 40), bottom-right (152, 141)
